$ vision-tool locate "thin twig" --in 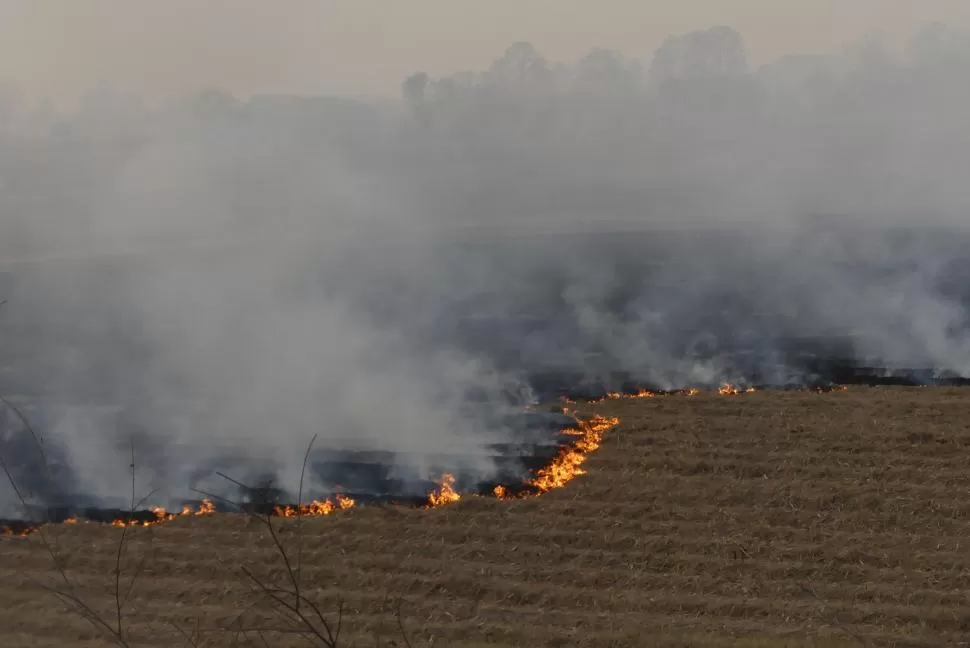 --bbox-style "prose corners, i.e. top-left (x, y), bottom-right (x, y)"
top-left (113, 442), bottom-right (137, 639)
top-left (169, 620), bottom-right (201, 648)
top-left (189, 487), bottom-right (241, 512)
top-left (395, 598), bottom-right (414, 648)
top-left (240, 566), bottom-right (337, 647)
top-left (295, 433), bottom-right (319, 614)
top-left (801, 584), bottom-right (870, 646)
top-left (0, 395), bottom-right (49, 473)
top-left (214, 471), bottom-right (254, 493)
top-left (0, 447), bottom-right (103, 632)
top-left (30, 572), bottom-right (130, 646)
